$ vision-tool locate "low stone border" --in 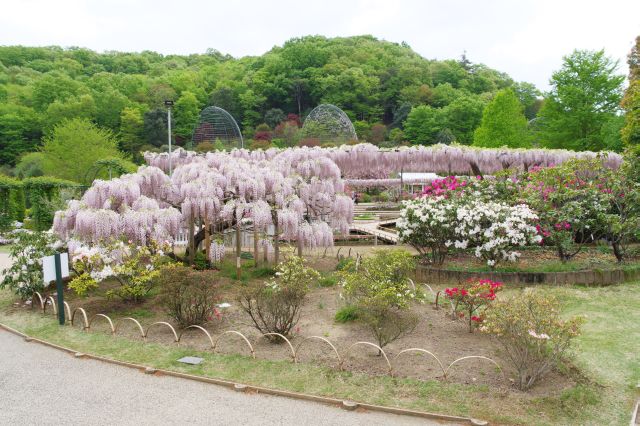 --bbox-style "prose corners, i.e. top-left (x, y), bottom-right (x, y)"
top-left (416, 265), bottom-right (640, 286)
top-left (0, 322), bottom-right (483, 426)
